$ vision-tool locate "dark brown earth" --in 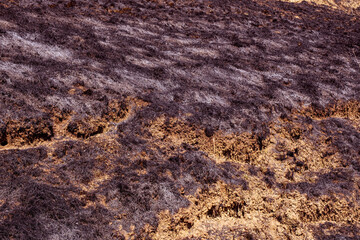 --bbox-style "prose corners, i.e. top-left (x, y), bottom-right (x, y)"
top-left (0, 0), bottom-right (359, 239)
